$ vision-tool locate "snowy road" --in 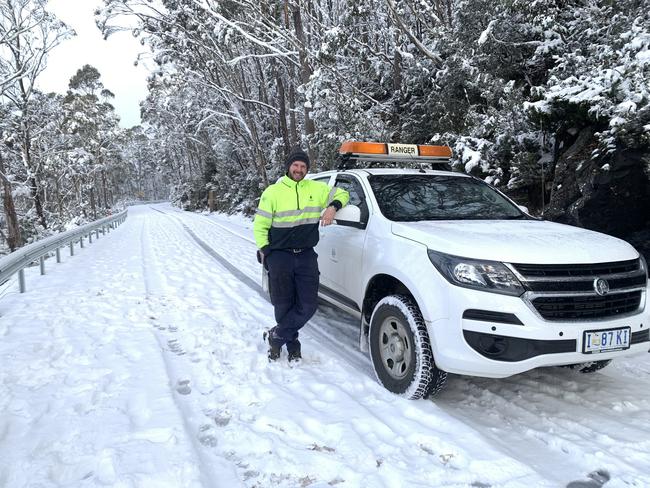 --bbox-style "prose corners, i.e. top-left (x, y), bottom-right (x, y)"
top-left (1, 204), bottom-right (649, 488)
